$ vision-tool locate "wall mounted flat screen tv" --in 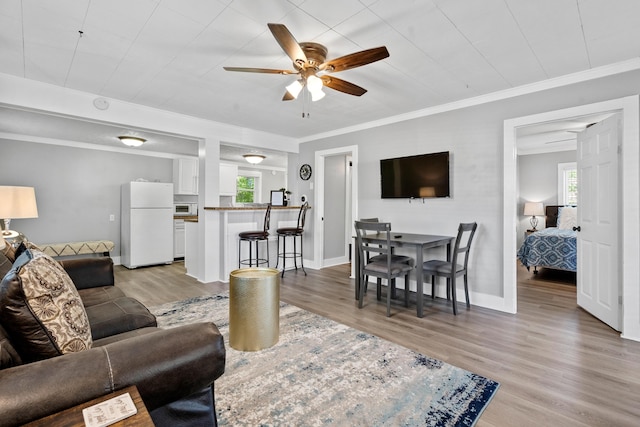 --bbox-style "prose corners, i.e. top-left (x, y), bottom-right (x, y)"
top-left (380, 151), bottom-right (450, 199)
